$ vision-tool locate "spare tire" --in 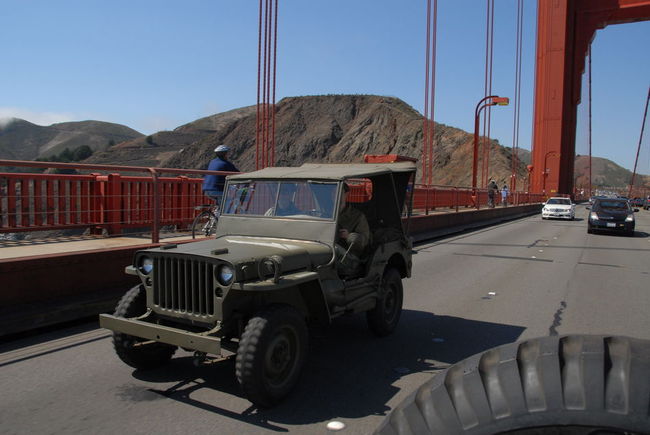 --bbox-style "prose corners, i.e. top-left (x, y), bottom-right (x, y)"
top-left (377, 335), bottom-right (650, 434)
